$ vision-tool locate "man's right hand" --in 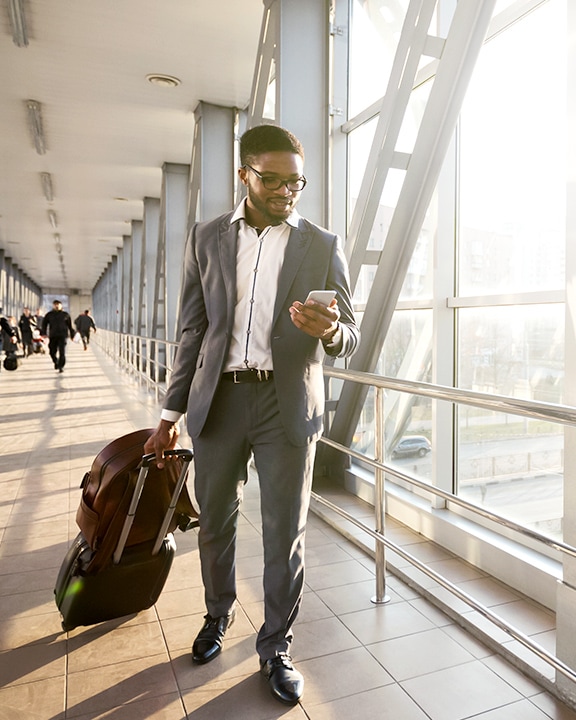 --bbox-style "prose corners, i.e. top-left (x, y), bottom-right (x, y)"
top-left (144, 419), bottom-right (180, 468)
